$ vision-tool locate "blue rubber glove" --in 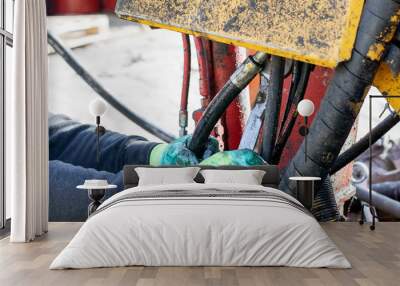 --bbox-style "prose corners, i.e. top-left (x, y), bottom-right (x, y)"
top-left (150, 135), bottom-right (220, 166)
top-left (200, 149), bottom-right (265, 166)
